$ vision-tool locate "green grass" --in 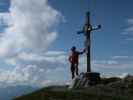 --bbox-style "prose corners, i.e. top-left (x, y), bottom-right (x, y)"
top-left (13, 76), bottom-right (133, 100)
top-left (13, 86), bottom-right (133, 100)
